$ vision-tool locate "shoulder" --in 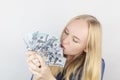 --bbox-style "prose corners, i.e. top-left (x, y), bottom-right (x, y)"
top-left (56, 72), bottom-right (64, 80)
top-left (102, 58), bottom-right (105, 72)
top-left (101, 58), bottom-right (105, 80)
top-left (102, 58), bottom-right (105, 68)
